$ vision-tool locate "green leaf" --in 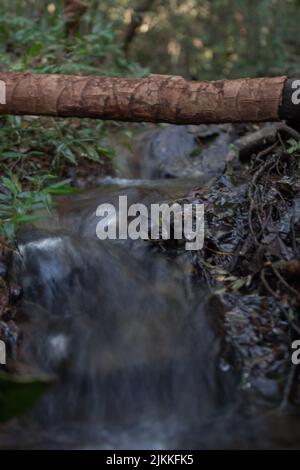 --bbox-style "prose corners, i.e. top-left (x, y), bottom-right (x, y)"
top-left (44, 180), bottom-right (80, 195)
top-left (2, 221), bottom-right (15, 240)
top-left (14, 214), bottom-right (42, 223)
top-left (189, 147), bottom-right (202, 158)
top-left (27, 42), bottom-right (43, 56)
top-left (287, 141), bottom-right (300, 155)
top-left (1, 177), bottom-right (19, 194)
top-left (2, 151), bottom-right (21, 159)
top-left (0, 372), bottom-right (50, 423)
top-left (84, 145), bottom-right (100, 162)
top-left (44, 185), bottom-right (80, 195)
top-left (57, 144), bottom-right (77, 164)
